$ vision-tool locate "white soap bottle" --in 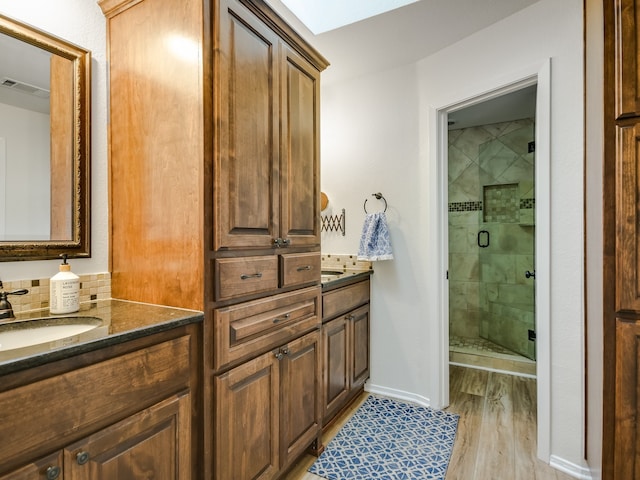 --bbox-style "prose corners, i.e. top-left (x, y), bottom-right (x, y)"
top-left (50, 254), bottom-right (80, 314)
